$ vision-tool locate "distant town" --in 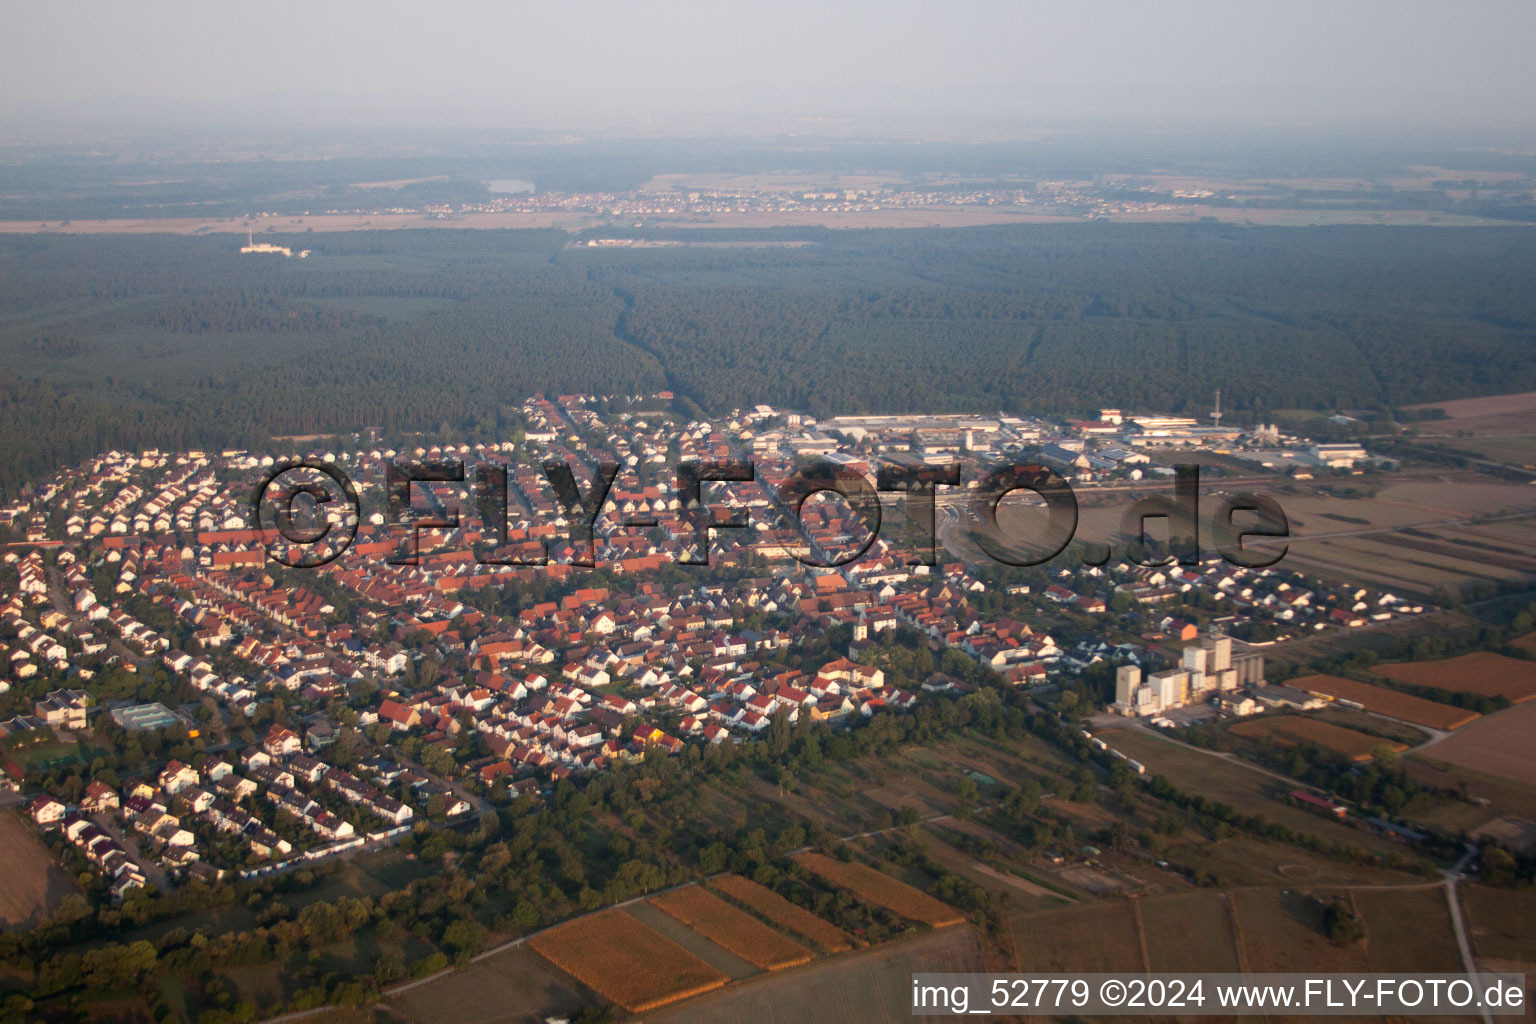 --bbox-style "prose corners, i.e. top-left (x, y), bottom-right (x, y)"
top-left (0, 391), bottom-right (1423, 901)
